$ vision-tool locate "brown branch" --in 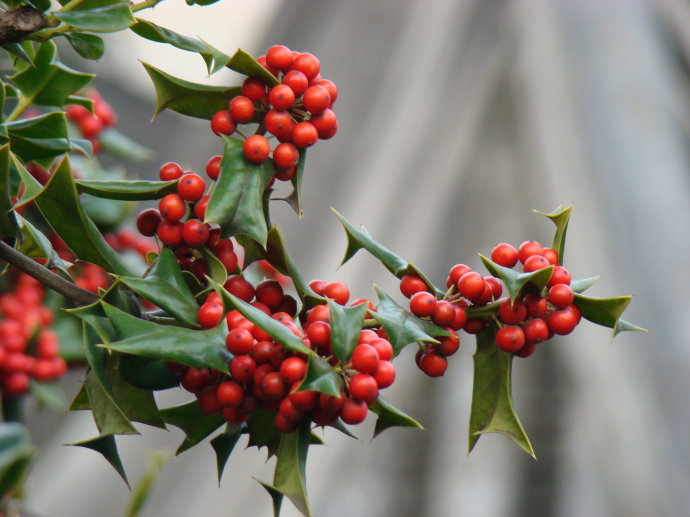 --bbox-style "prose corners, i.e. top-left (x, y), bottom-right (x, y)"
top-left (0, 6), bottom-right (45, 46)
top-left (0, 240), bottom-right (99, 306)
